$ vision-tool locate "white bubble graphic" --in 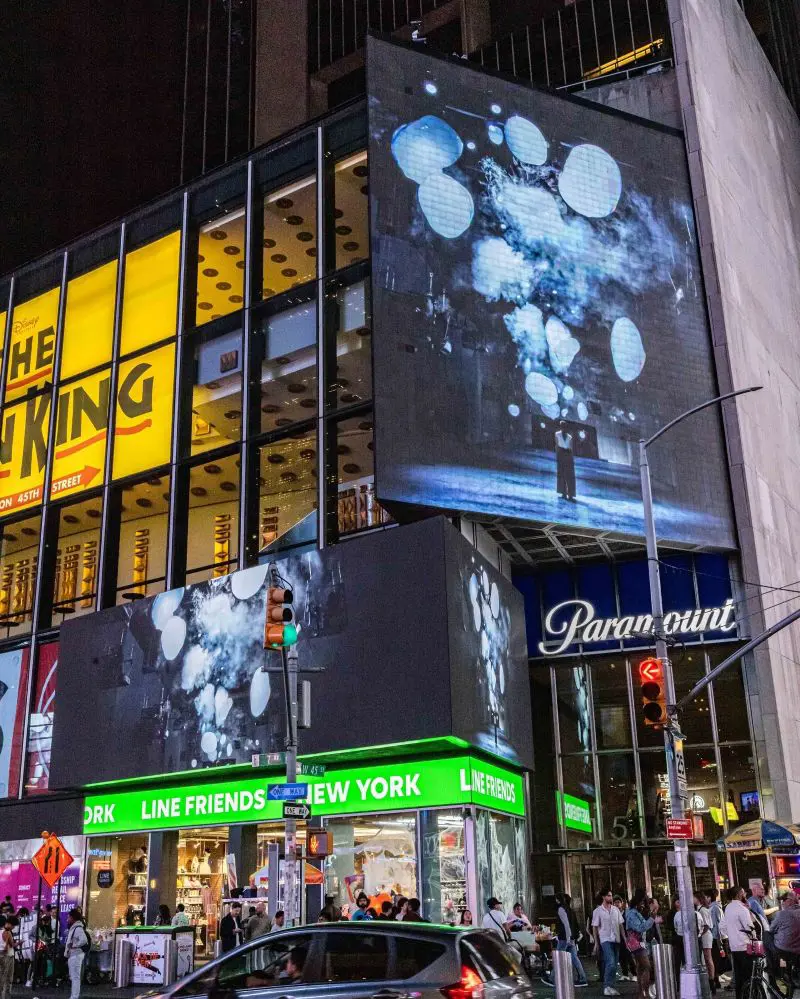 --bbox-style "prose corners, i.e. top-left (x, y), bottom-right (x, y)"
top-left (487, 124), bottom-right (504, 145)
top-left (152, 588), bottom-right (184, 631)
top-left (424, 81), bottom-right (437, 95)
top-left (611, 317), bottom-right (646, 381)
top-left (525, 371), bottom-right (559, 407)
top-left (558, 144), bottom-right (622, 218)
top-left (504, 115), bottom-right (548, 166)
top-left (418, 173), bottom-right (474, 238)
top-left (562, 385), bottom-right (574, 400)
top-left (577, 402), bottom-right (589, 421)
top-left (161, 616), bottom-right (187, 661)
top-left (508, 403), bottom-right (520, 417)
top-left (230, 564), bottom-right (269, 601)
top-left (250, 668), bottom-right (271, 718)
top-left (200, 731), bottom-right (217, 760)
top-left (490, 103), bottom-right (502, 114)
top-left (545, 316), bottom-right (580, 373)
top-left (391, 115), bottom-right (463, 183)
